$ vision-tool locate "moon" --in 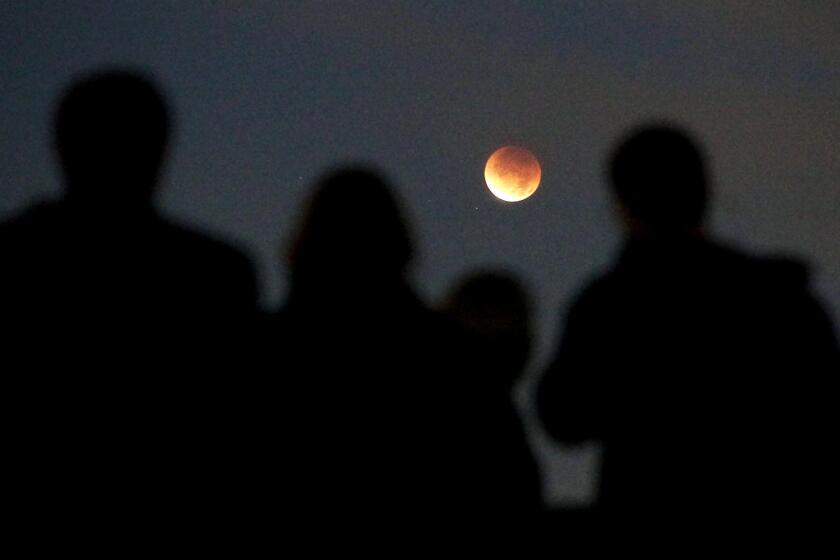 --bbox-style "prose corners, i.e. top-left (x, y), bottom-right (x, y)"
top-left (484, 146), bottom-right (541, 202)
